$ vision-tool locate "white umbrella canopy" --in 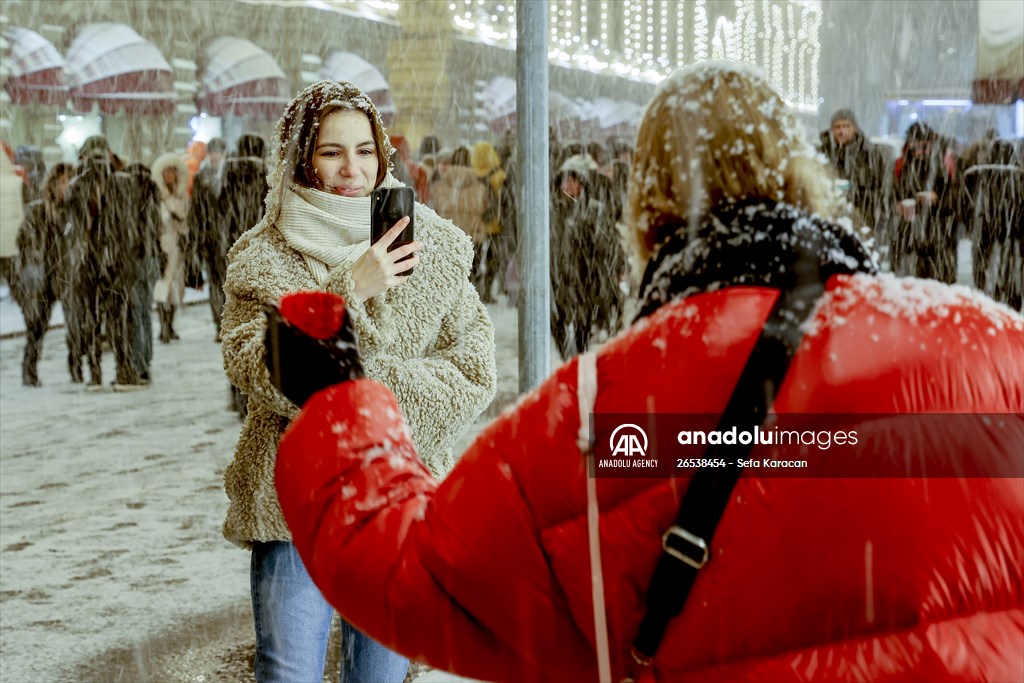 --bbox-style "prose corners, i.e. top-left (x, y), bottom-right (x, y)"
top-left (203, 36), bottom-right (288, 93)
top-left (64, 23), bottom-right (171, 89)
top-left (482, 76), bottom-right (517, 120)
top-left (63, 23), bottom-right (175, 114)
top-left (548, 91), bottom-right (582, 122)
top-left (198, 36), bottom-right (291, 119)
top-left (2, 26), bottom-right (68, 105)
top-left (593, 97), bottom-right (642, 129)
top-left (320, 51), bottom-right (395, 116)
top-left (483, 78), bottom-right (594, 133)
